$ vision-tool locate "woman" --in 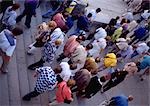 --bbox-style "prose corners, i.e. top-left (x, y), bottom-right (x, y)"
top-left (49, 79), bottom-right (75, 106)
